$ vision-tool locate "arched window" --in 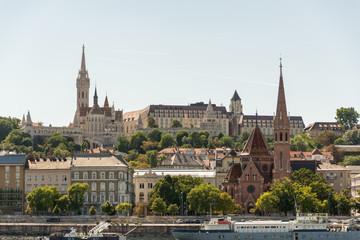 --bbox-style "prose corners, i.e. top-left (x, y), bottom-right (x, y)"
top-left (100, 182), bottom-right (106, 191)
top-left (280, 132), bottom-right (283, 142)
top-left (91, 182), bottom-right (96, 191)
top-left (285, 133), bottom-right (288, 142)
top-left (84, 192), bottom-right (88, 203)
top-left (230, 188), bottom-right (234, 198)
top-left (275, 133), bottom-right (277, 142)
top-left (109, 182), bottom-right (114, 191)
top-left (83, 172), bottom-right (88, 179)
top-left (74, 172), bottom-right (79, 180)
top-left (280, 152), bottom-right (283, 170)
top-left (82, 92), bottom-right (84, 98)
top-left (101, 172), bottom-right (105, 180)
top-left (140, 192), bottom-right (145, 202)
top-left (92, 172), bottom-right (96, 179)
